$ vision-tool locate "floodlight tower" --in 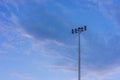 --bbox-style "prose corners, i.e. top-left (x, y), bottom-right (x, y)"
top-left (72, 26), bottom-right (87, 80)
